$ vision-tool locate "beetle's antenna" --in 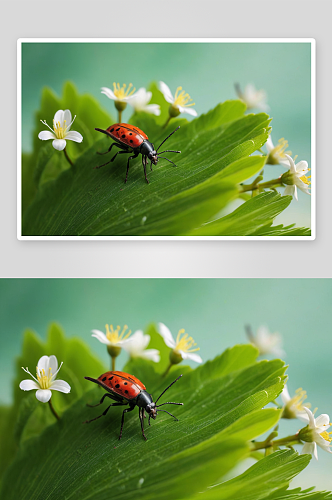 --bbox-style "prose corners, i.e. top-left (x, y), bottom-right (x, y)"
top-left (156, 402), bottom-right (183, 408)
top-left (157, 150), bottom-right (181, 155)
top-left (155, 374), bottom-right (183, 404)
top-left (157, 409), bottom-right (179, 421)
top-left (95, 128), bottom-right (113, 138)
top-left (157, 156), bottom-right (178, 167)
top-left (156, 126), bottom-right (180, 152)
